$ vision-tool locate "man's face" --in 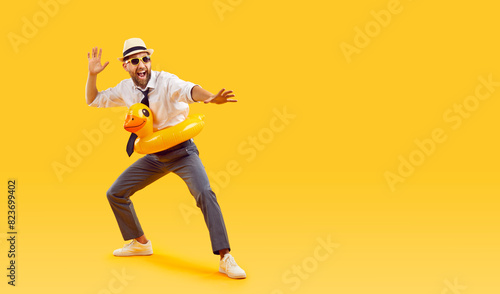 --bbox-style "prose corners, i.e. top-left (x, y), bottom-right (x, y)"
top-left (122, 52), bottom-right (152, 89)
